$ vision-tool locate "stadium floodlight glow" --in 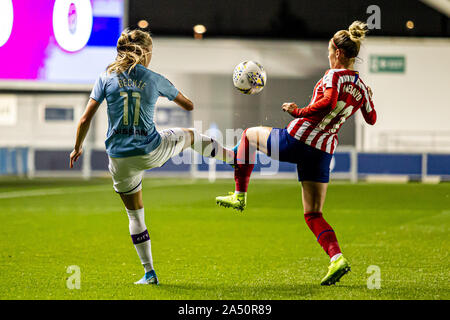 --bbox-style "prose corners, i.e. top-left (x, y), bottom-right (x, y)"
top-left (138, 20), bottom-right (149, 29)
top-left (193, 24), bottom-right (207, 34)
top-left (406, 20), bottom-right (415, 29)
top-left (53, 0), bottom-right (93, 52)
top-left (193, 24), bottom-right (206, 40)
top-left (0, 0), bottom-right (14, 47)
